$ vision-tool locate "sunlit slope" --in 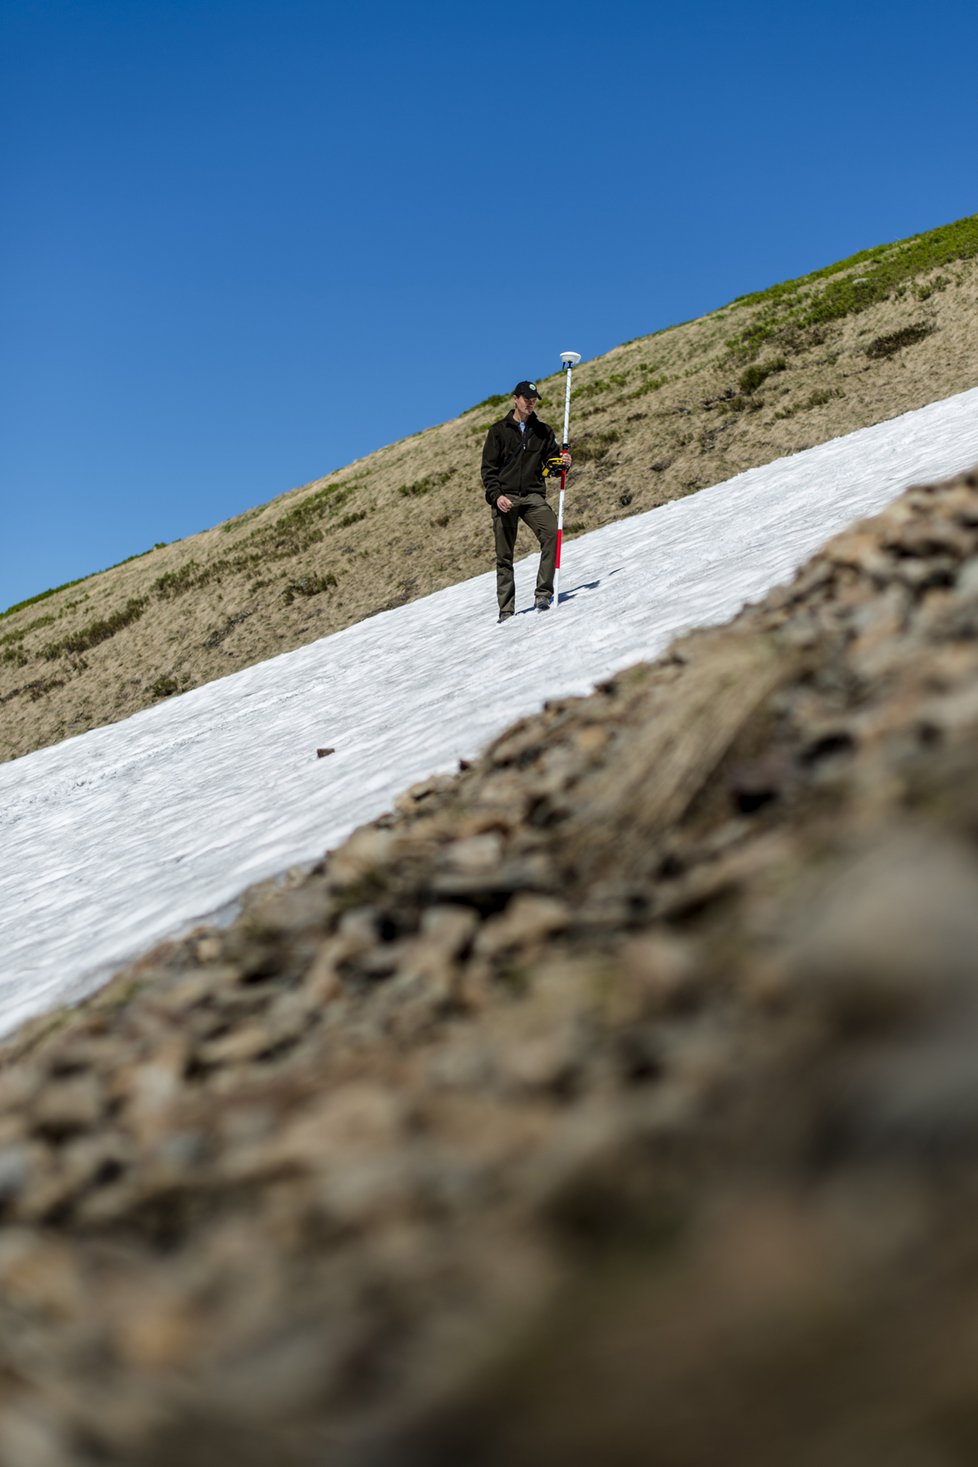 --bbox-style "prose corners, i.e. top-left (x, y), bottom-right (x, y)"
top-left (3, 213), bottom-right (977, 762)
